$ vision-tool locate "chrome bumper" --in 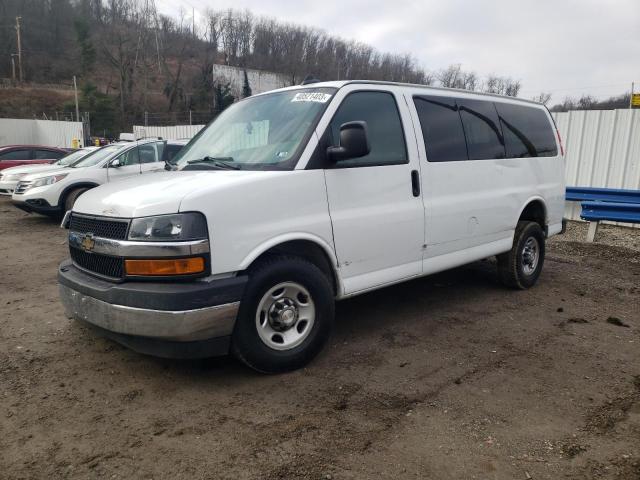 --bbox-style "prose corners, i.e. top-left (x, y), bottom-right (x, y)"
top-left (59, 283), bottom-right (239, 342)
